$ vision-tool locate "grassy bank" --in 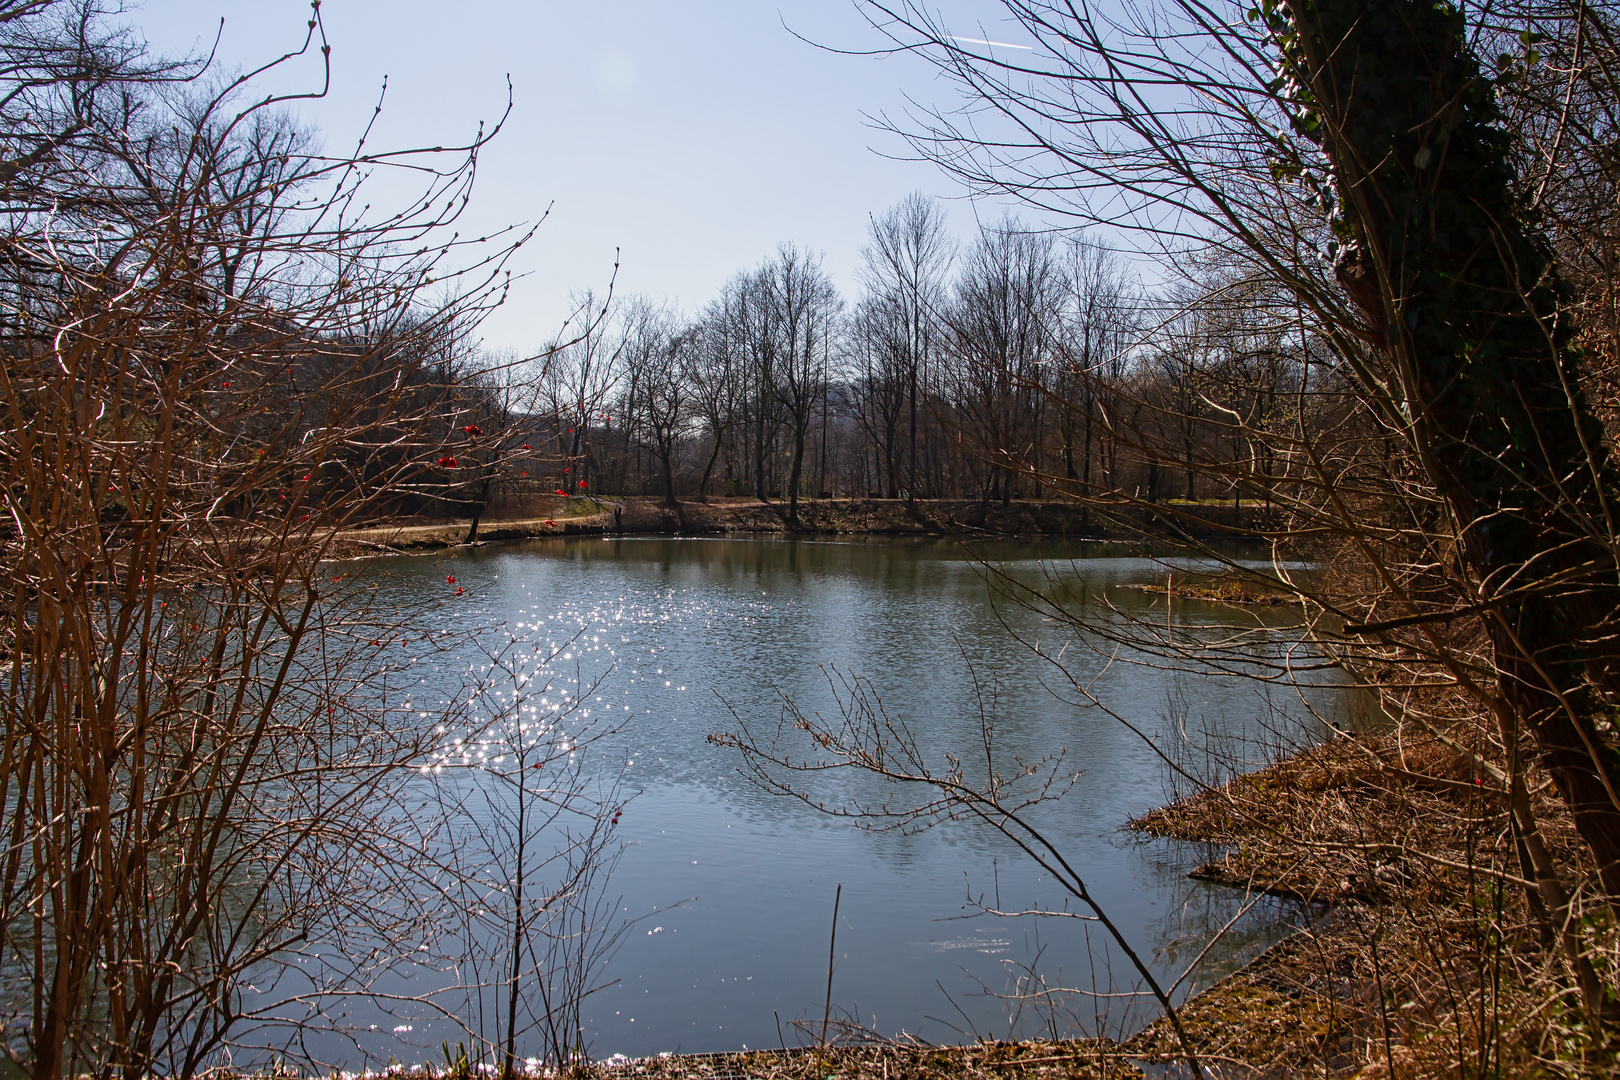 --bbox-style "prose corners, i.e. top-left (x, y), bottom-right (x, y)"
top-left (1122, 733), bottom-right (1617, 1078)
